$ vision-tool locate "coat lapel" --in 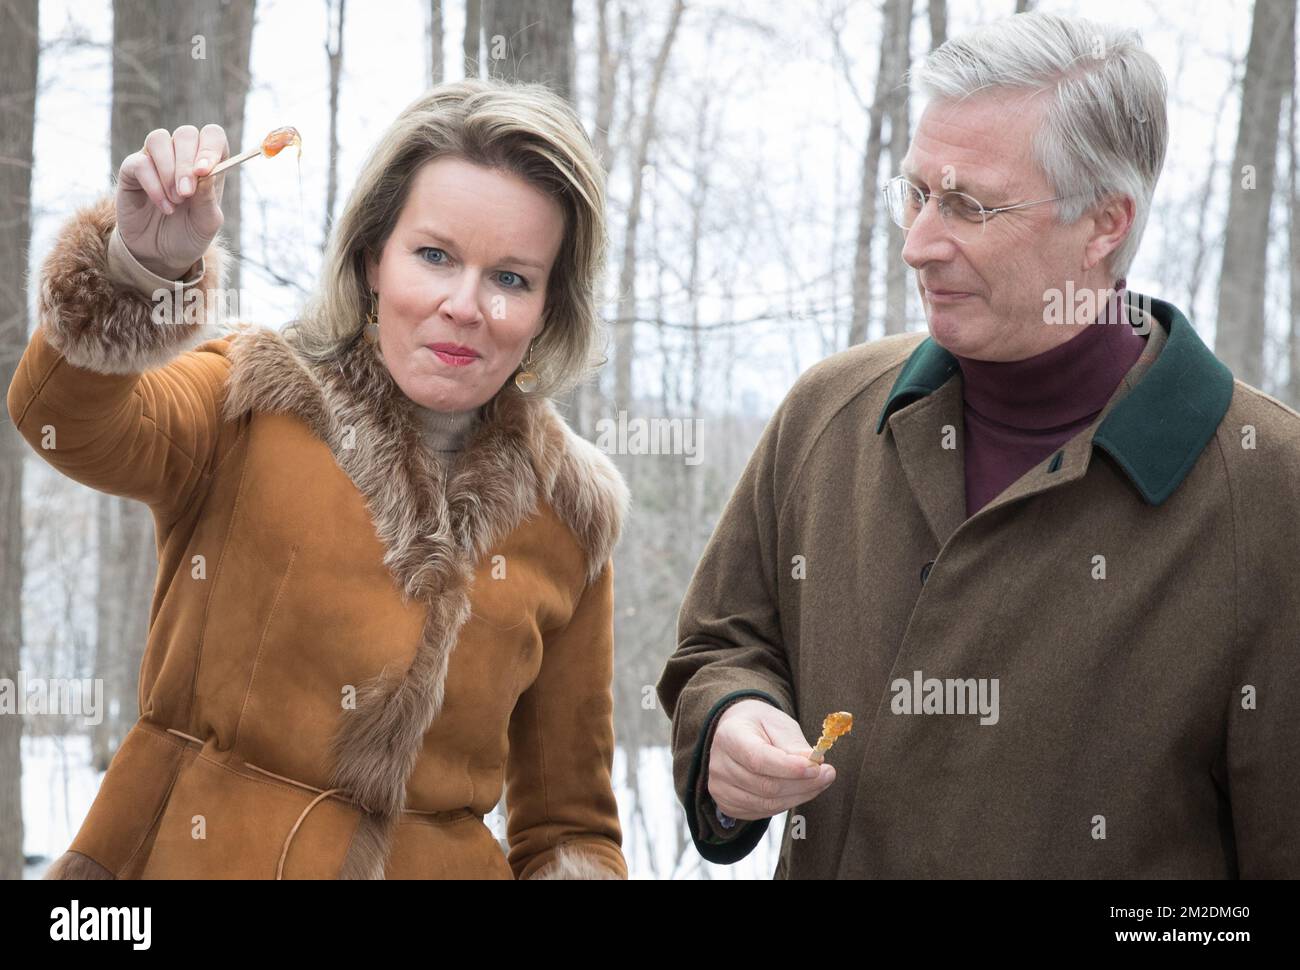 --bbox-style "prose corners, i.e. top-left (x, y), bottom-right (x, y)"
top-left (879, 304), bottom-right (1175, 547)
top-left (220, 325), bottom-right (628, 878)
top-left (884, 377), bottom-right (967, 547)
top-left (960, 314), bottom-right (1170, 524)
